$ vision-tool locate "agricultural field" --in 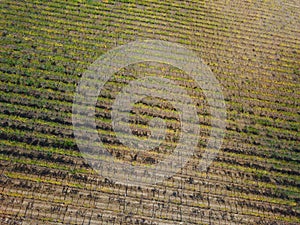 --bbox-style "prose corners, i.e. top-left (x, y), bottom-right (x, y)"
top-left (0, 0), bottom-right (299, 224)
